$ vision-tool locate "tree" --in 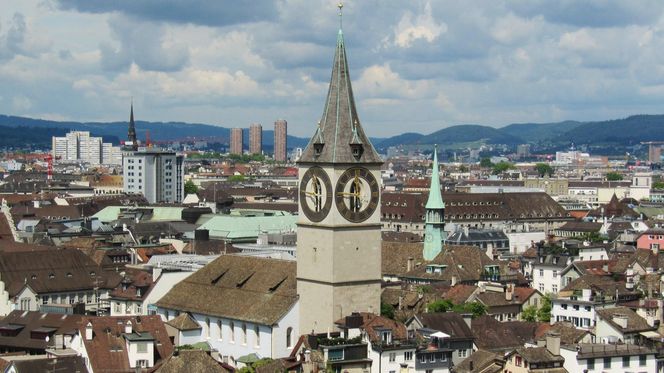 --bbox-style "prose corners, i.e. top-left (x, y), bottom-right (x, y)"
top-left (184, 180), bottom-right (198, 195)
top-left (427, 299), bottom-right (454, 313)
top-left (480, 158), bottom-right (493, 168)
top-left (606, 172), bottom-right (623, 181)
top-left (653, 181), bottom-right (664, 190)
top-left (537, 294), bottom-right (552, 322)
top-left (228, 175), bottom-right (245, 182)
top-left (458, 164), bottom-right (469, 172)
top-left (381, 302), bottom-right (395, 319)
top-left (535, 163), bottom-right (554, 177)
top-left (522, 305), bottom-right (537, 322)
top-left (492, 161), bottom-right (514, 175)
top-left (454, 301), bottom-right (488, 318)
